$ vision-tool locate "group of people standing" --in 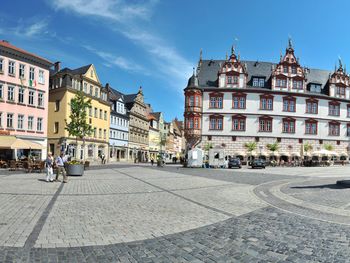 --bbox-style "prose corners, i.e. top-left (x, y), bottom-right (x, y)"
top-left (45, 152), bottom-right (68, 183)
